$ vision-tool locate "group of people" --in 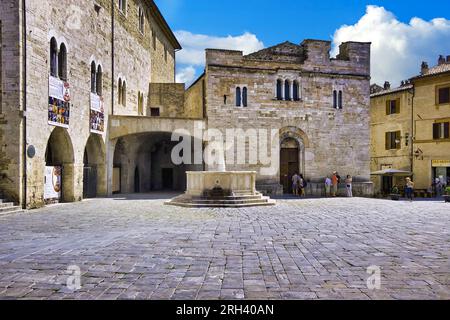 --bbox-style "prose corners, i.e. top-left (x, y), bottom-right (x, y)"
top-left (324, 172), bottom-right (353, 198)
top-left (291, 171), bottom-right (354, 198)
top-left (291, 173), bottom-right (307, 197)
